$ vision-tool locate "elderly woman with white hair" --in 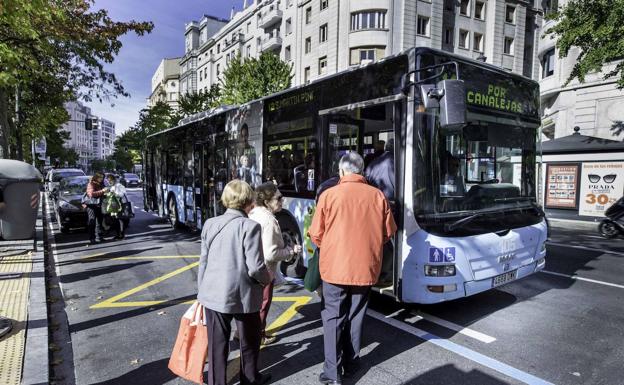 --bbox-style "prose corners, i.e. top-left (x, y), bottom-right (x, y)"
top-left (197, 179), bottom-right (272, 385)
